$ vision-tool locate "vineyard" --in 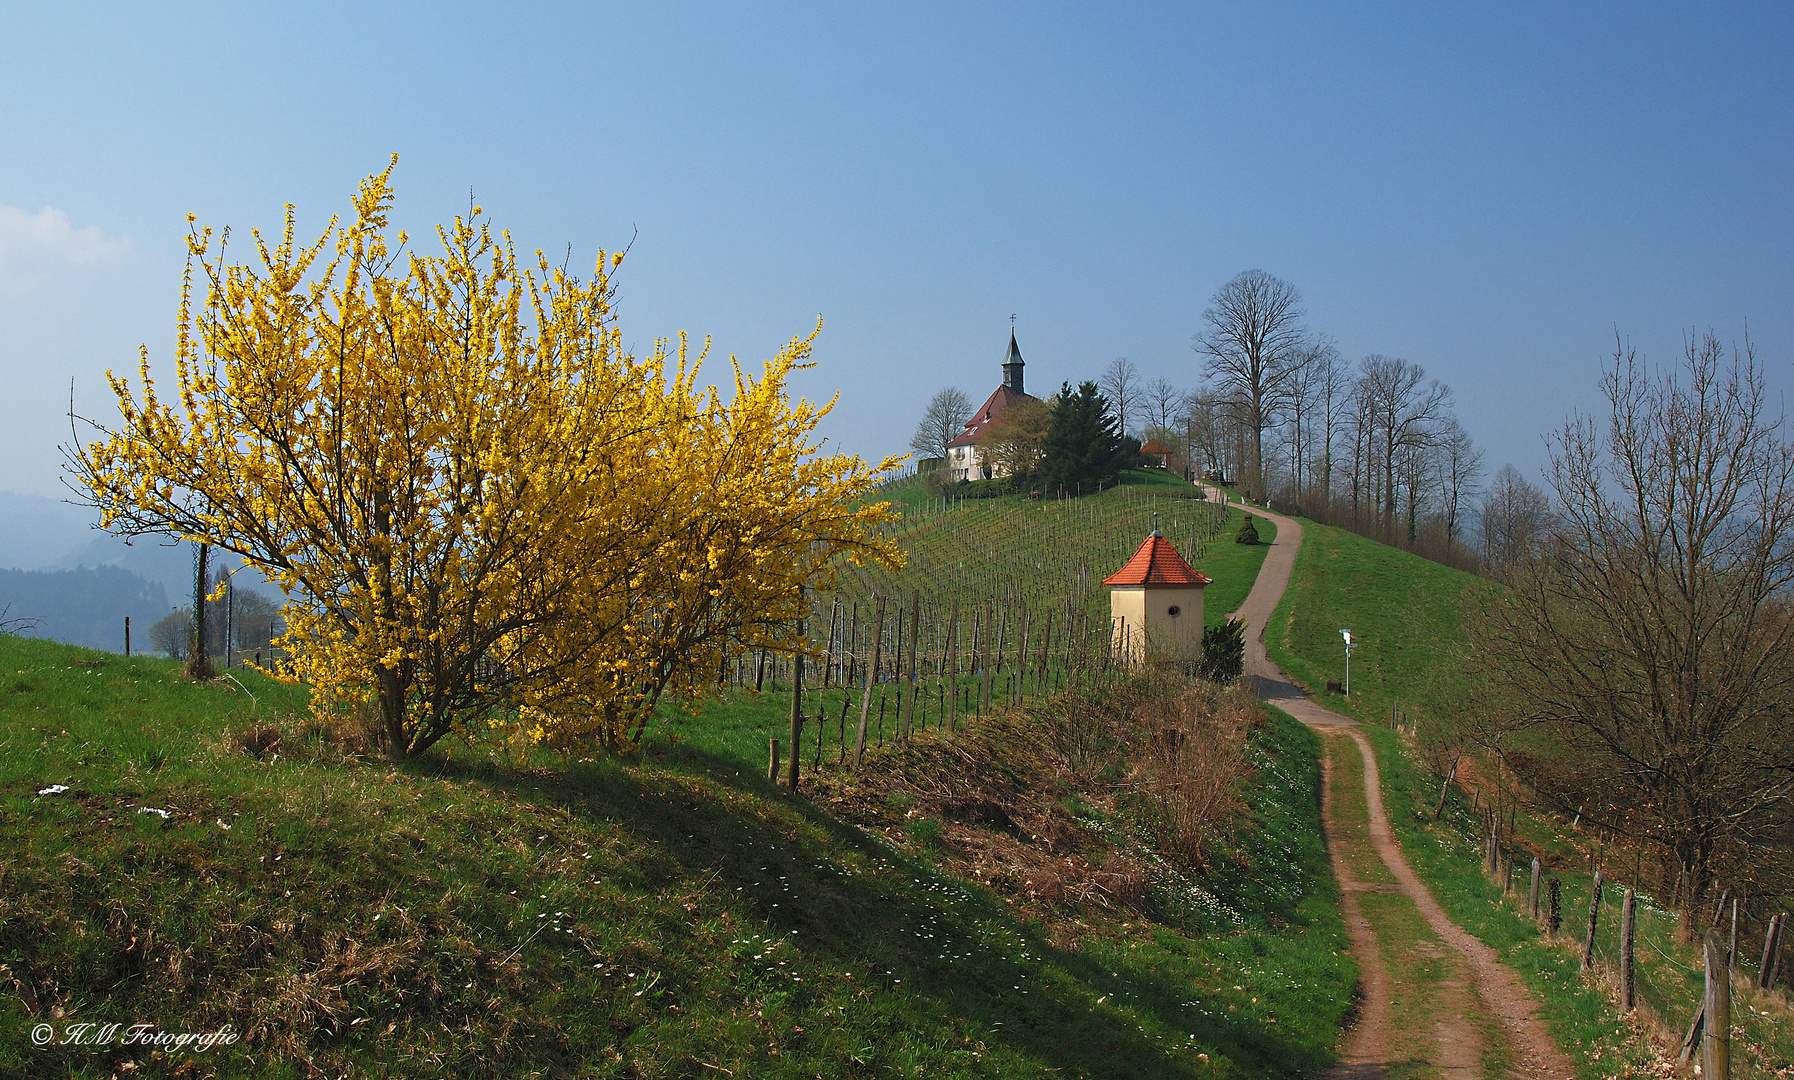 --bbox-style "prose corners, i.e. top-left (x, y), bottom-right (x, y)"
top-left (716, 471), bottom-right (1274, 771)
